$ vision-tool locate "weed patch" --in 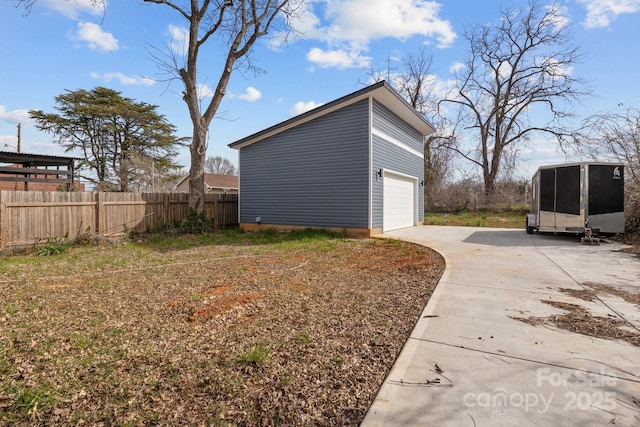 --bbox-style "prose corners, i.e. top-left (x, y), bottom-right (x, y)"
top-left (36, 242), bottom-right (70, 256)
top-left (236, 341), bottom-right (271, 366)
